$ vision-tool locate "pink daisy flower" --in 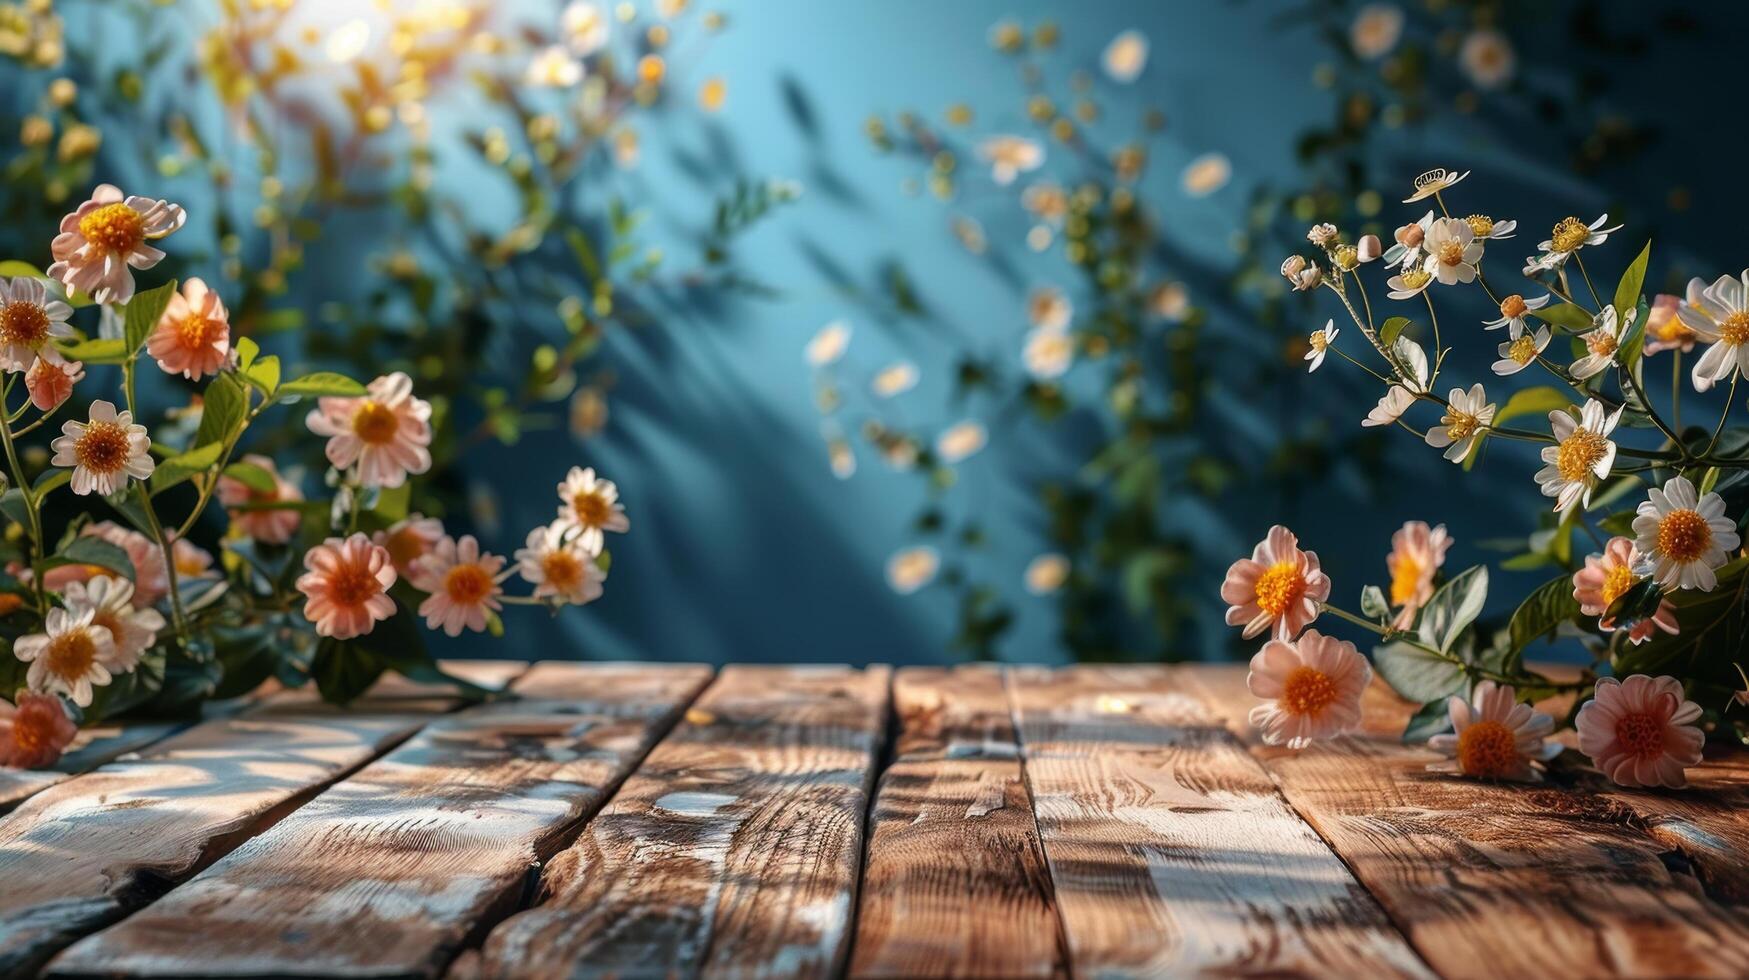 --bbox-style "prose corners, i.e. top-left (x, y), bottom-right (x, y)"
top-left (553, 466), bottom-right (629, 554)
top-left (217, 454), bottom-right (303, 545)
top-left (1246, 629), bottom-right (1370, 748)
top-left (0, 276), bottom-right (74, 371)
top-left (515, 522), bottom-right (604, 605)
top-left (296, 533), bottom-right (397, 640)
top-left (0, 692), bottom-right (79, 770)
top-left (25, 356), bottom-right (82, 410)
top-left (373, 514), bottom-right (445, 577)
top-left (14, 606), bottom-right (119, 707)
top-left (305, 371), bottom-right (432, 489)
top-left (1385, 520), bottom-right (1452, 629)
top-left (146, 277), bottom-right (230, 380)
top-left (1220, 525), bottom-right (1330, 640)
top-left (1576, 675), bottom-right (1705, 788)
top-left (410, 535), bottom-right (506, 637)
top-left (1426, 681), bottom-right (1561, 782)
top-left (1572, 537), bottom-right (1679, 645)
top-left (47, 184), bottom-right (186, 304)
top-left (49, 399), bottom-right (154, 497)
